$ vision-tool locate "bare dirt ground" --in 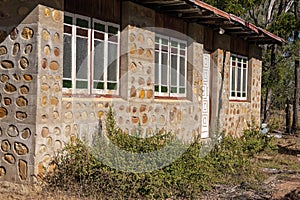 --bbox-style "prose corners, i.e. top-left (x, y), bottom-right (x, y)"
top-left (0, 135), bottom-right (299, 200)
